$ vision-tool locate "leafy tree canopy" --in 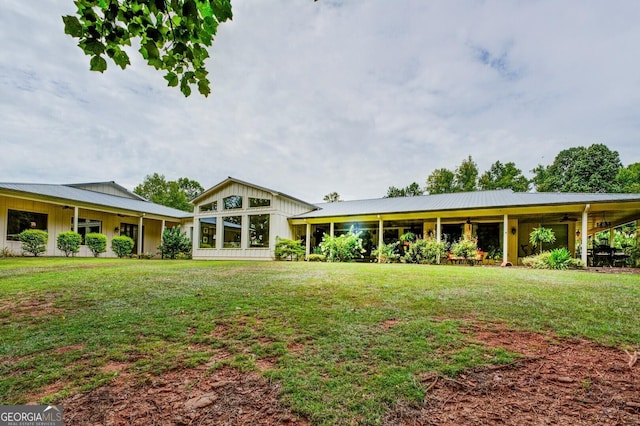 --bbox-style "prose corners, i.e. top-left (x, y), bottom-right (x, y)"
top-left (62, 0), bottom-right (233, 97)
top-left (478, 161), bottom-right (530, 192)
top-left (134, 173), bottom-right (204, 211)
top-left (323, 192), bottom-right (342, 203)
top-left (454, 155), bottom-right (478, 192)
top-left (531, 144), bottom-right (622, 193)
top-left (384, 182), bottom-right (424, 198)
top-left (425, 168), bottom-right (456, 195)
top-left (616, 162), bottom-right (640, 193)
